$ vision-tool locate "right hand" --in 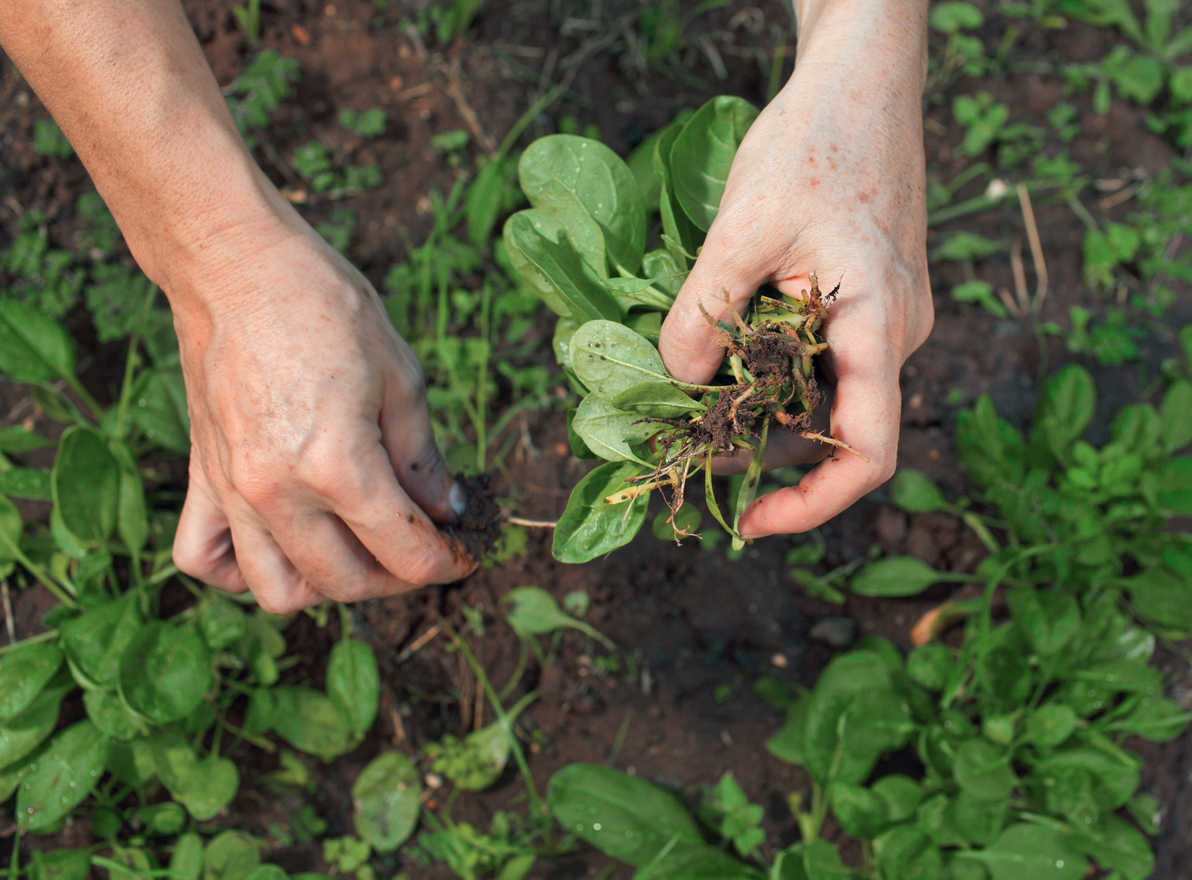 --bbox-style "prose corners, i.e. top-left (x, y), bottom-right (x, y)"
top-left (168, 213), bottom-right (476, 614)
